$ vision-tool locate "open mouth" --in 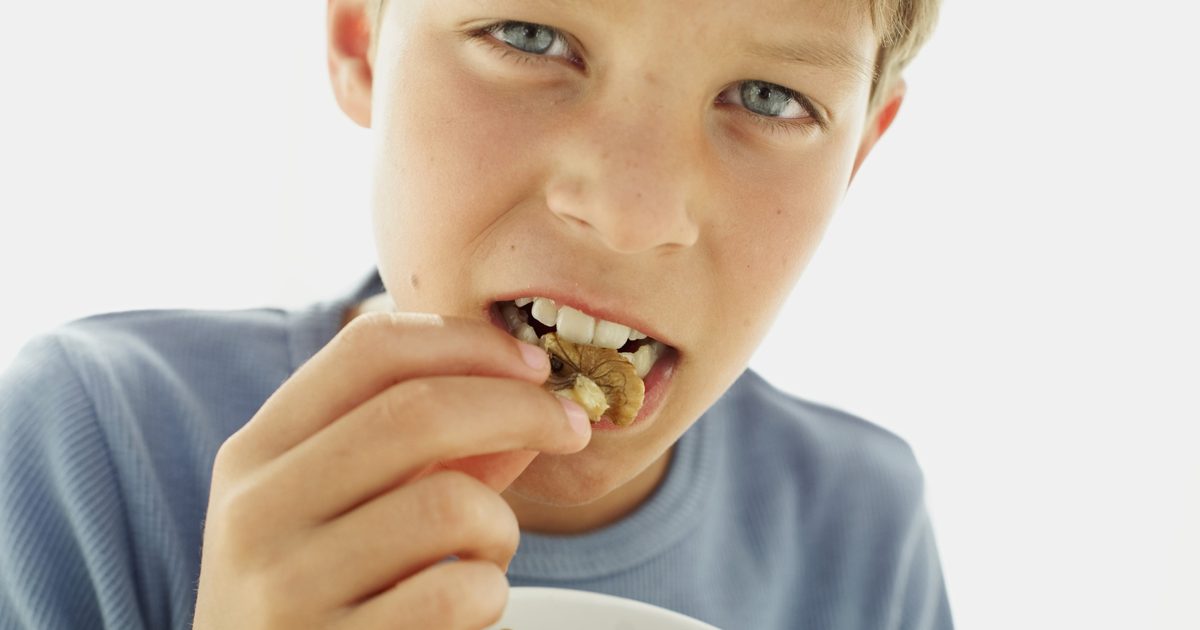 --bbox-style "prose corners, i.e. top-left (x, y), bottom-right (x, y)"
top-left (489, 297), bottom-right (679, 429)
top-left (496, 297), bottom-right (670, 379)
